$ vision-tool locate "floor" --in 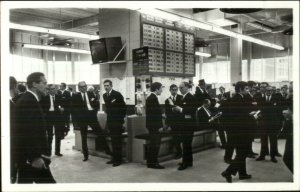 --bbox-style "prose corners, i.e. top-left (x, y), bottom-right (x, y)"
top-left (50, 127), bottom-right (293, 183)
